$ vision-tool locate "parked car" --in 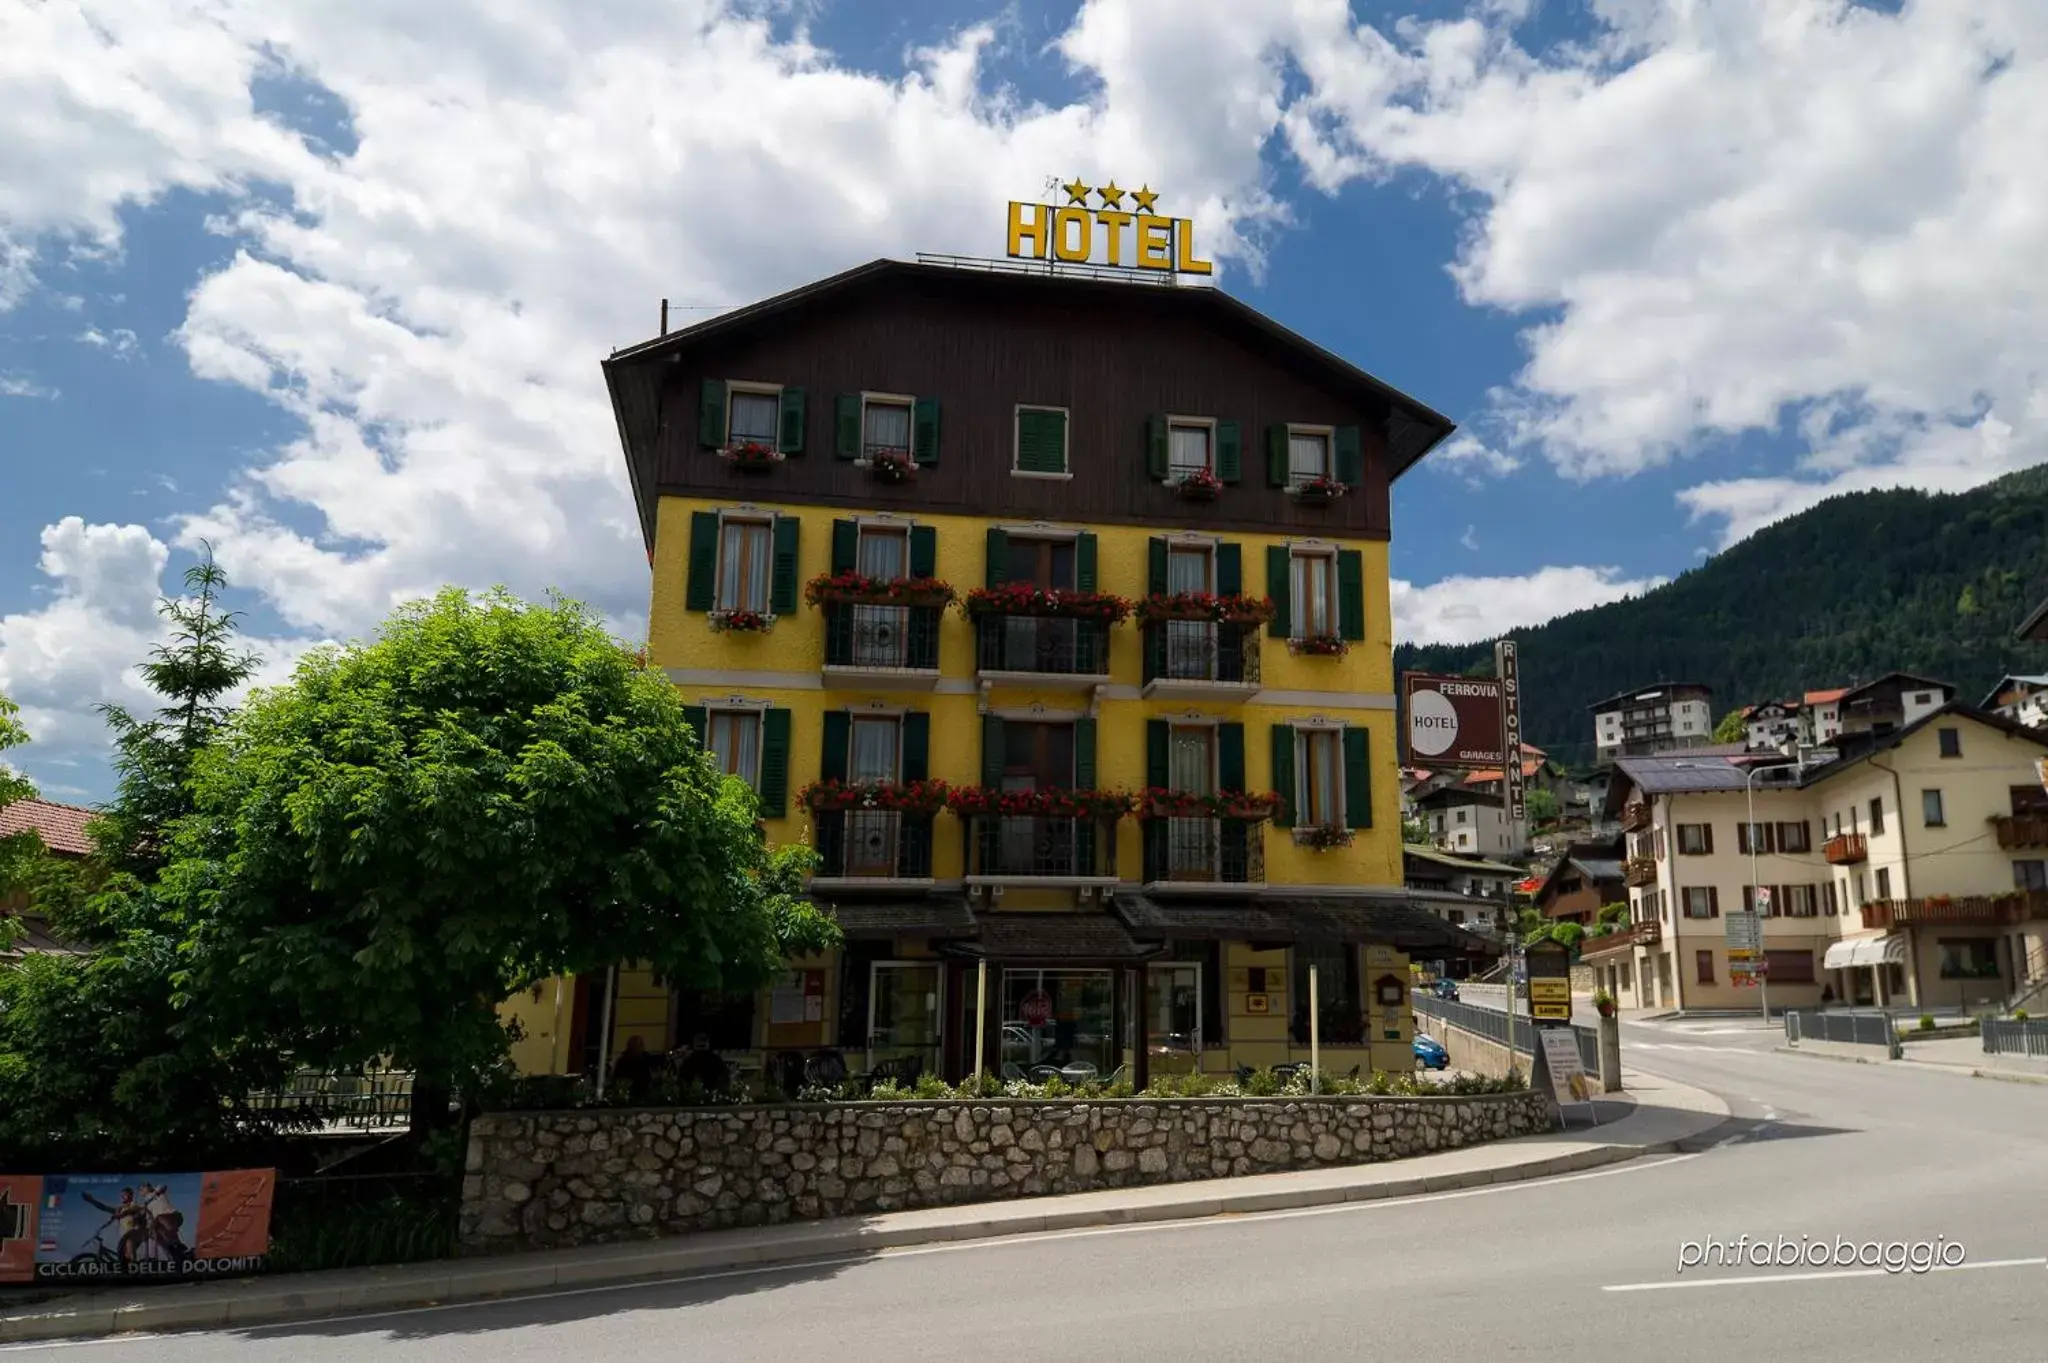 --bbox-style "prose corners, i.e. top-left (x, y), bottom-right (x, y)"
top-left (1413, 1033), bottom-right (1450, 1071)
